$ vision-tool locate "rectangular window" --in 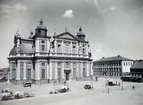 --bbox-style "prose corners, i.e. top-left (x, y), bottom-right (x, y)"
top-left (58, 68), bottom-right (61, 78)
top-left (83, 68), bottom-right (86, 77)
top-left (72, 44), bottom-right (76, 54)
top-left (42, 45), bottom-right (45, 51)
top-left (57, 44), bottom-right (62, 53)
top-left (27, 69), bottom-right (31, 80)
top-left (89, 63), bottom-right (91, 76)
top-left (73, 68), bottom-right (76, 78)
top-left (65, 42), bottom-right (70, 53)
top-left (20, 62), bottom-right (24, 80)
top-left (12, 69), bottom-right (16, 79)
top-left (41, 69), bottom-right (46, 79)
top-left (82, 48), bottom-right (86, 55)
